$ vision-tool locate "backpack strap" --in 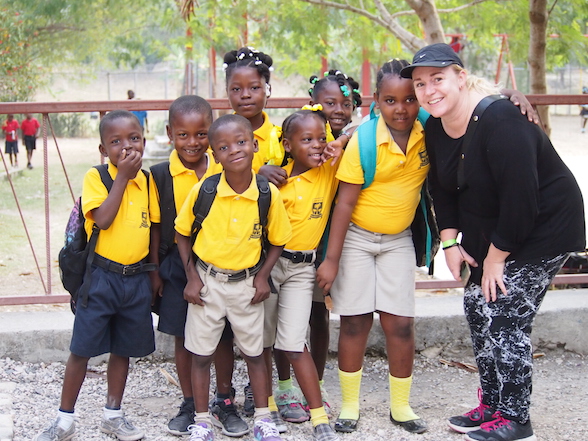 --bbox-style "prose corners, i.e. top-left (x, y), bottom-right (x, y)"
top-left (78, 164), bottom-right (113, 308)
top-left (150, 161), bottom-right (175, 259)
top-left (256, 174), bottom-right (271, 233)
top-left (190, 173), bottom-right (222, 251)
top-left (189, 173), bottom-right (272, 263)
top-left (358, 116), bottom-right (379, 190)
top-left (458, 94), bottom-right (506, 190)
top-left (417, 107), bottom-right (430, 127)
